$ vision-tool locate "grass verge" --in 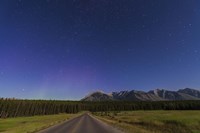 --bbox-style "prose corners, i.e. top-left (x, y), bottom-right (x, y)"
top-left (93, 111), bottom-right (200, 133)
top-left (0, 113), bottom-right (83, 133)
